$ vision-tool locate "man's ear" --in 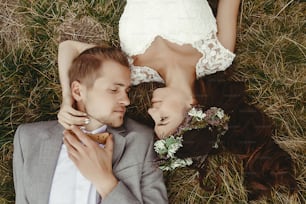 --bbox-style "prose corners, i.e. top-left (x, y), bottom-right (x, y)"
top-left (71, 81), bottom-right (83, 102)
